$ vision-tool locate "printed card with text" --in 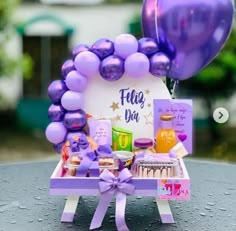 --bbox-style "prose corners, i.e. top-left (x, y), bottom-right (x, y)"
top-left (153, 99), bottom-right (193, 154)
